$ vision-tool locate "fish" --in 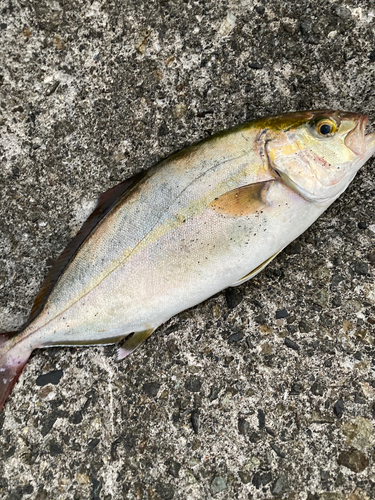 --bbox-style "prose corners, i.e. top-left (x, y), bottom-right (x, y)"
top-left (1, 109), bottom-right (374, 412)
